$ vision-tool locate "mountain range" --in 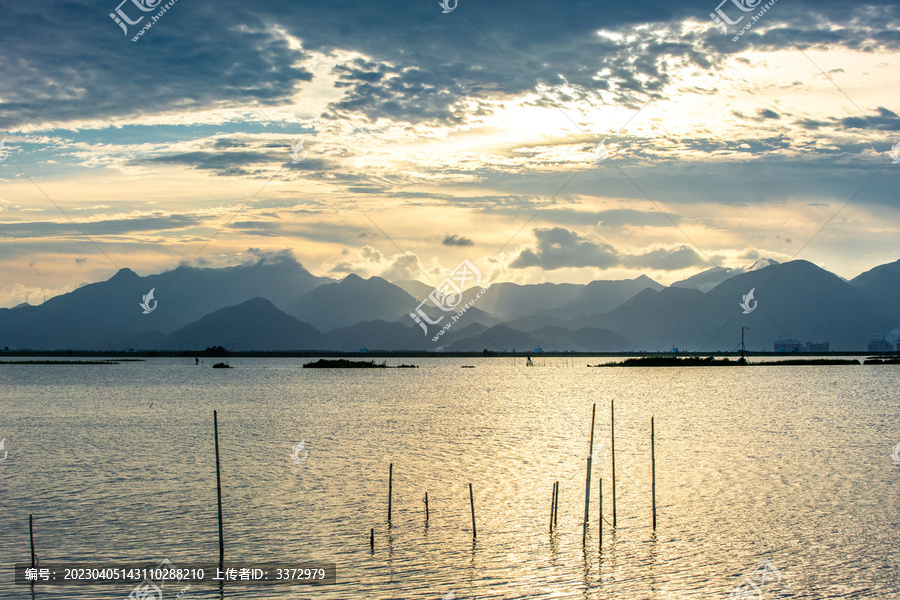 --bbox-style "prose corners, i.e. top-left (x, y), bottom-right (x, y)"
top-left (1, 256), bottom-right (898, 352)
